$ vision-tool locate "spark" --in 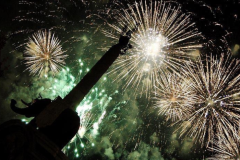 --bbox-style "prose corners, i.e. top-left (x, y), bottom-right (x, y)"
top-left (153, 73), bottom-right (197, 122)
top-left (178, 54), bottom-right (240, 147)
top-left (63, 87), bottom-right (114, 155)
top-left (78, 112), bottom-right (95, 139)
top-left (208, 134), bottom-right (240, 160)
top-left (24, 30), bottom-right (67, 76)
top-left (19, 60), bottom-right (113, 155)
top-left (71, 88), bottom-right (112, 142)
top-left (103, 0), bottom-right (202, 98)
